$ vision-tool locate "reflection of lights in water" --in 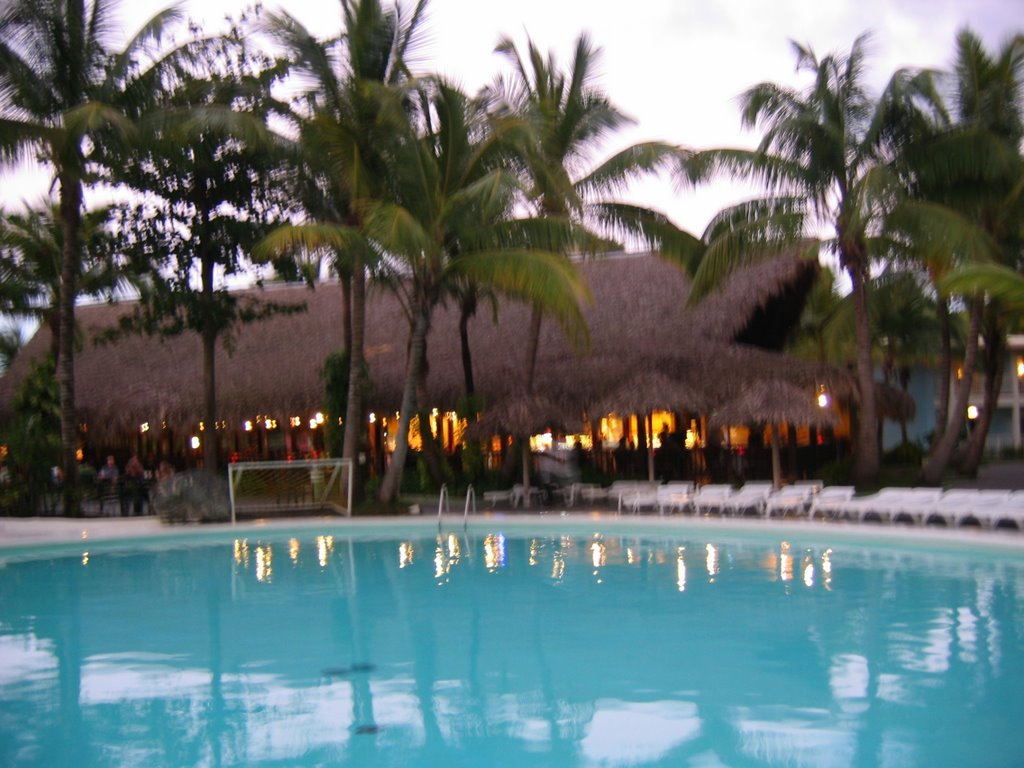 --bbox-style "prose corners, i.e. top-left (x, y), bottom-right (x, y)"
top-left (802, 551), bottom-right (815, 588)
top-left (591, 537), bottom-right (606, 569)
top-left (822, 548), bottom-right (833, 590)
top-left (434, 536), bottom-right (446, 580)
top-left (256, 545), bottom-right (273, 583)
top-left (234, 539), bottom-right (250, 567)
top-left (81, 551), bottom-right (89, 566)
top-left (551, 550), bottom-right (565, 582)
top-left (626, 547), bottom-right (636, 565)
top-left (317, 535), bottom-right (334, 567)
top-left (289, 538), bottom-right (300, 563)
top-left (484, 534), bottom-right (506, 571)
top-left (705, 543), bottom-right (719, 580)
top-left (399, 541), bottom-right (414, 569)
top-left (676, 546), bottom-right (687, 592)
top-left (447, 534), bottom-right (461, 563)
top-left (780, 542), bottom-right (793, 582)
top-left (529, 539), bottom-right (540, 567)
